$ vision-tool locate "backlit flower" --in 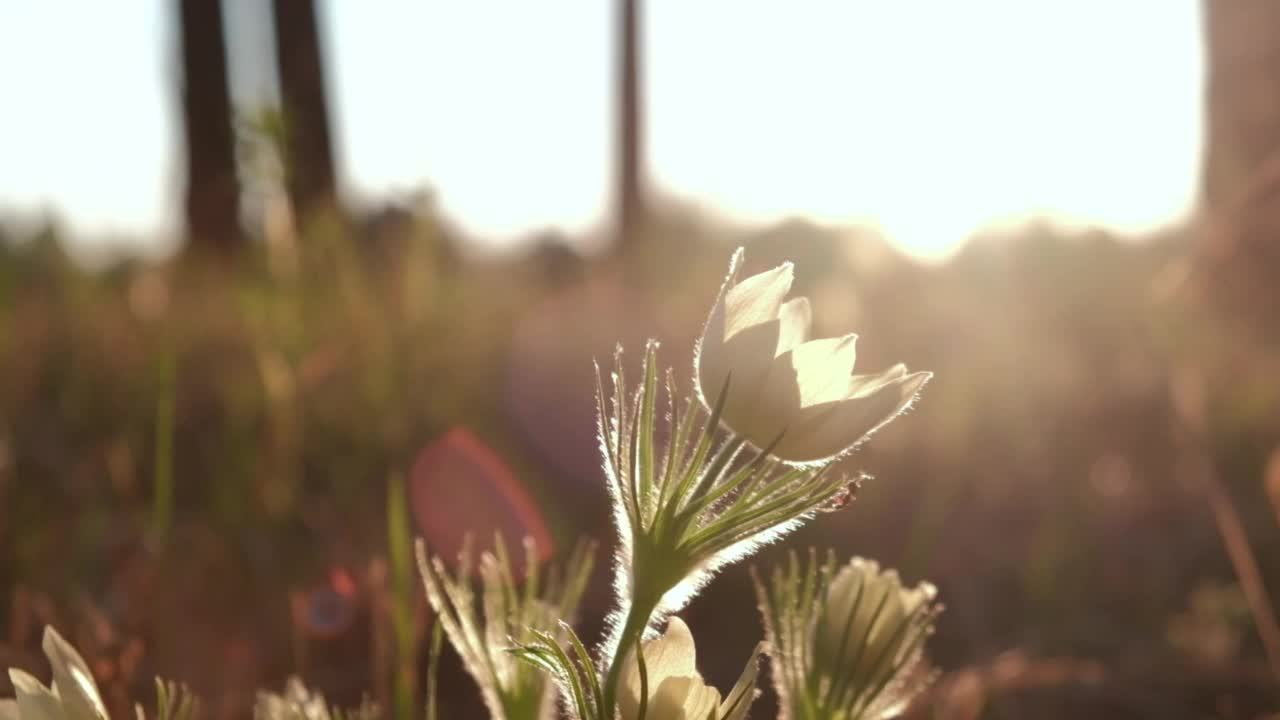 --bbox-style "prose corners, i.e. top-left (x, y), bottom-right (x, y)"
top-left (2, 626), bottom-right (109, 720)
top-left (814, 559), bottom-right (937, 690)
top-left (618, 617), bottom-right (761, 720)
top-left (596, 342), bottom-right (855, 652)
top-left (594, 243), bottom-right (934, 714)
top-left (254, 676), bottom-right (377, 720)
top-left (254, 678), bottom-right (332, 720)
top-left (755, 551), bottom-right (940, 720)
top-left (696, 248), bottom-right (931, 464)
